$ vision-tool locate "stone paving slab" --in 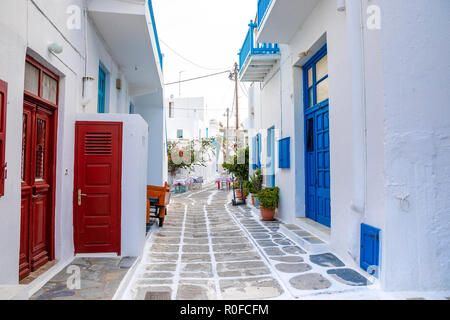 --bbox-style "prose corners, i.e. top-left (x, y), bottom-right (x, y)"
top-left (126, 184), bottom-right (374, 300)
